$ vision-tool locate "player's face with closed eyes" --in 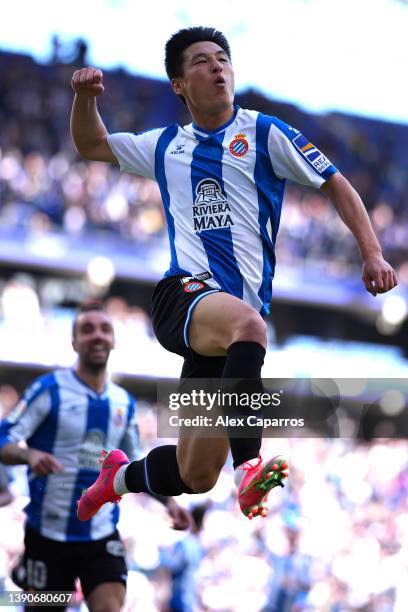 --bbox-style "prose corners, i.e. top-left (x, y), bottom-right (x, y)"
top-left (172, 41), bottom-right (235, 115)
